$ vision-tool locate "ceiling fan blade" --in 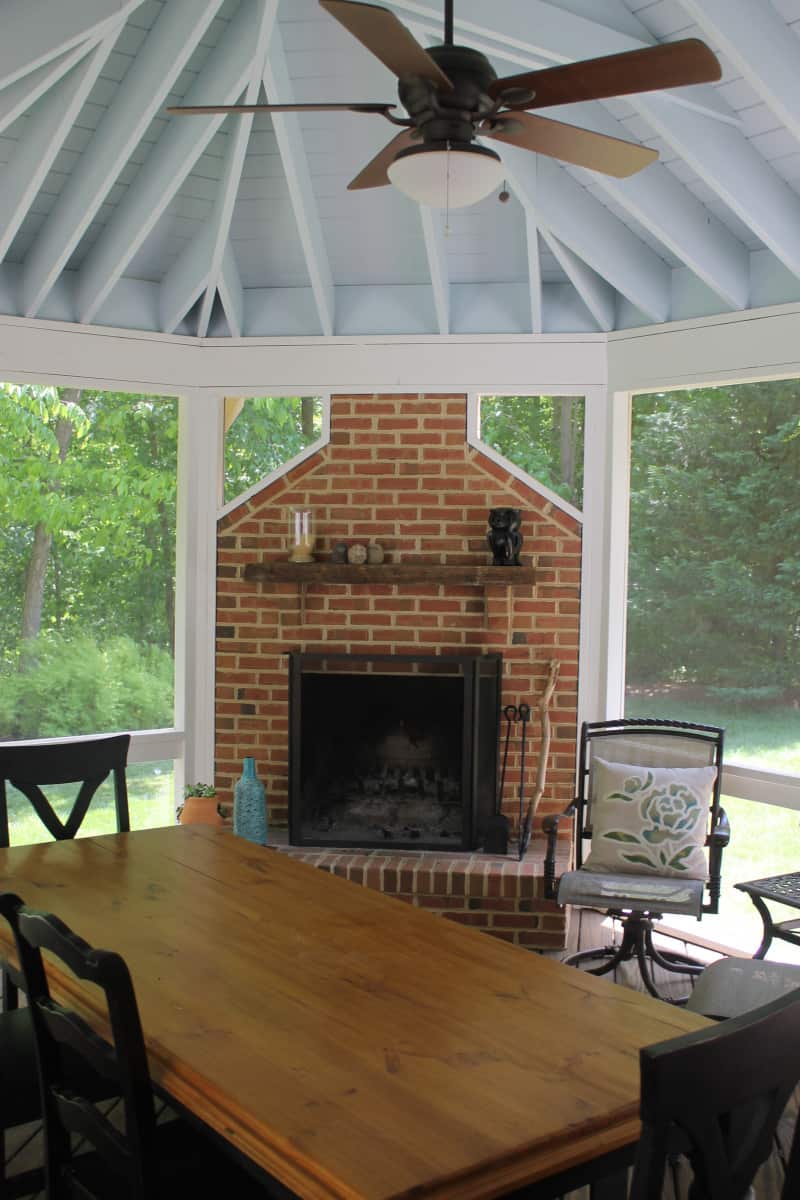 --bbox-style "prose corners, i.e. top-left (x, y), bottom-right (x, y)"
top-left (167, 102), bottom-right (397, 116)
top-left (485, 111), bottom-right (658, 178)
top-left (320, 0), bottom-right (452, 89)
top-left (348, 130), bottom-right (417, 189)
top-left (489, 38), bottom-right (721, 109)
